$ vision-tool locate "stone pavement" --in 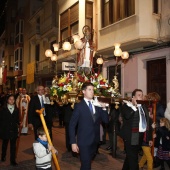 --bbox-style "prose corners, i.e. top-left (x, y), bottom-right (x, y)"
top-left (0, 122), bottom-right (168, 170)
